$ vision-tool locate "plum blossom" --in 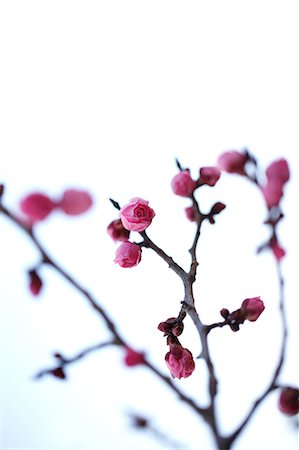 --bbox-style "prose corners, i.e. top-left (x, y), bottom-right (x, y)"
top-left (58, 189), bottom-right (93, 215)
top-left (198, 167), bottom-right (221, 186)
top-left (114, 241), bottom-right (142, 268)
top-left (120, 198), bottom-right (155, 232)
top-left (165, 344), bottom-right (195, 379)
top-left (20, 193), bottom-right (56, 222)
top-left (123, 347), bottom-right (145, 366)
top-left (171, 171), bottom-right (196, 197)
top-left (278, 387), bottom-right (299, 416)
top-left (107, 219), bottom-right (130, 242)
top-left (241, 297), bottom-right (265, 322)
